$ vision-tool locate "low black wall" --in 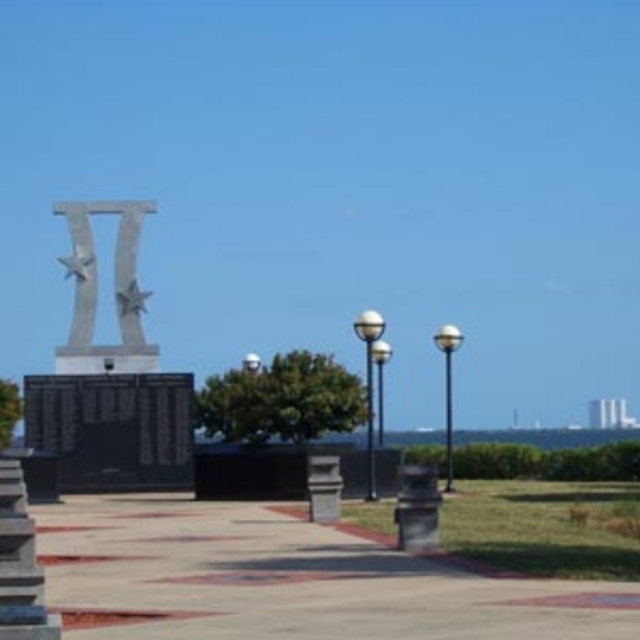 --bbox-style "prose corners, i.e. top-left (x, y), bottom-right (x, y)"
top-left (194, 444), bottom-right (402, 500)
top-left (0, 450), bottom-right (61, 503)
